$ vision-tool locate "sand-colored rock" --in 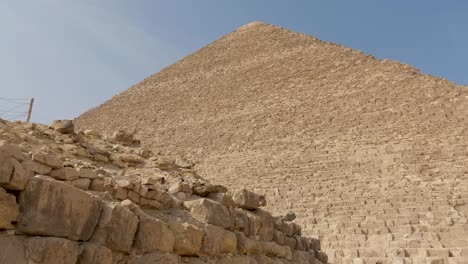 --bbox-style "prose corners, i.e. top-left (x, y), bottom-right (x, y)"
top-left (0, 234), bottom-right (27, 264)
top-left (0, 187), bottom-right (19, 229)
top-left (90, 203), bottom-right (138, 253)
top-left (169, 222), bottom-right (204, 256)
top-left (134, 212), bottom-right (175, 253)
top-left (26, 236), bottom-right (80, 264)
top-left (78, 243), bottom-right (113, 264)
top-left (17, 176), bottom-right (102, 240)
